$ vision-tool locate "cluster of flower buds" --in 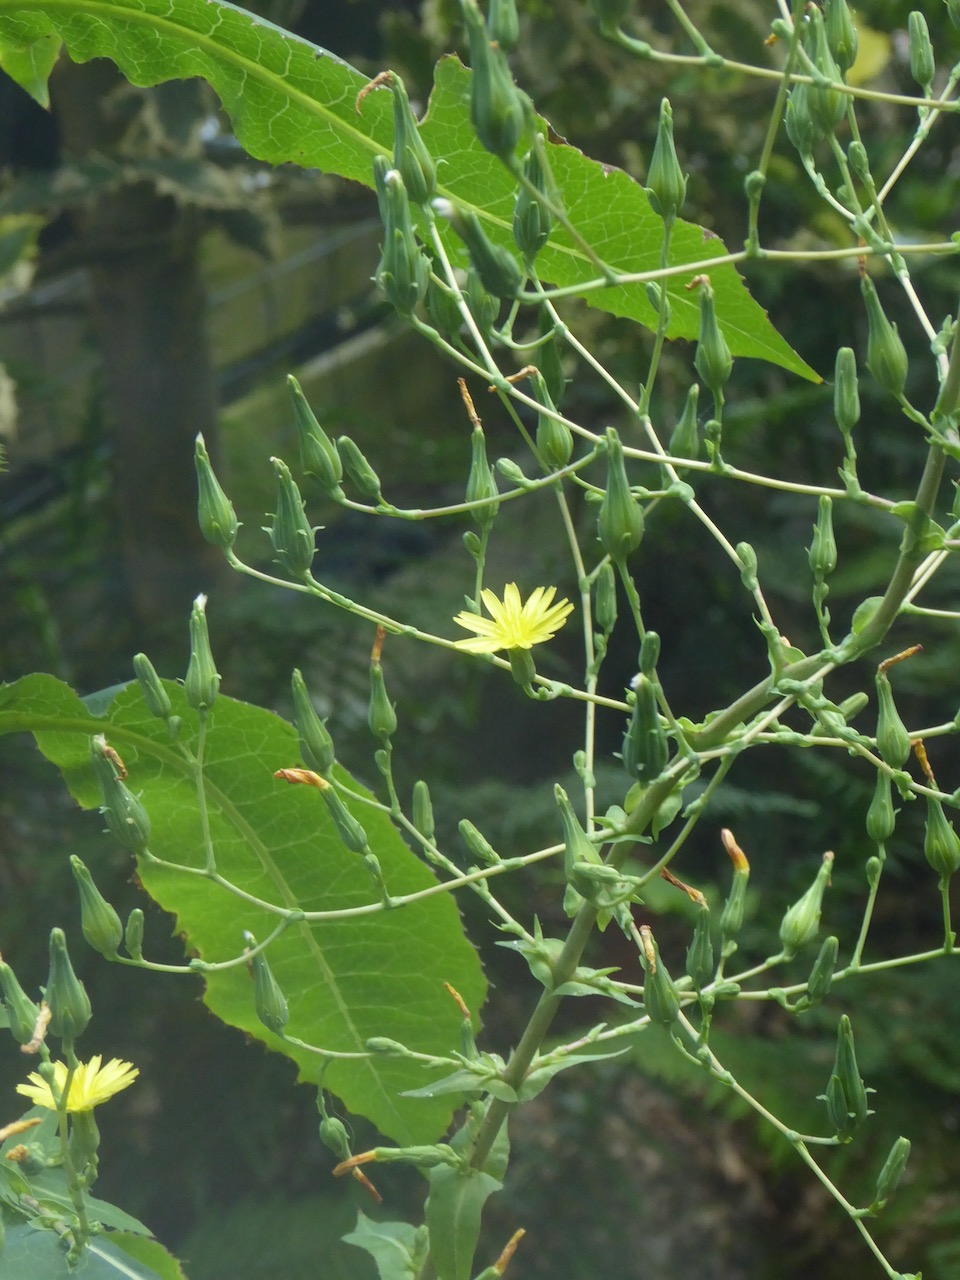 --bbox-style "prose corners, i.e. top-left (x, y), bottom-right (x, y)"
top-left (785, 5), bottom-right (847, 155)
